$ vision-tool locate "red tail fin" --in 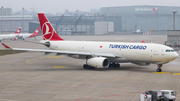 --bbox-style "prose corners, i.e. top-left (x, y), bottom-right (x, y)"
top-left (38, 13), bottom-right (64, 41)
top-left (28, 27), bottom-right (41, 38)
top-left (14, 27), bottom-right (21, 34)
